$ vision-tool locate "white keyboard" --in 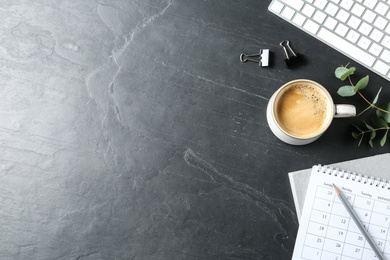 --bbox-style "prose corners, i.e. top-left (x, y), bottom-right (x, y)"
top-left (269, 0), bottom-right (390, 81)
